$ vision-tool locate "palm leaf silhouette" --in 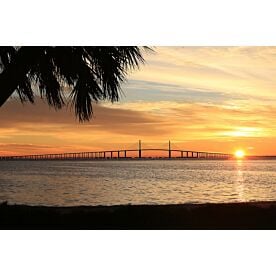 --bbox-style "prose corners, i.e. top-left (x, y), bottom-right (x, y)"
top-left (0, 46), bottom-right (151, 121)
